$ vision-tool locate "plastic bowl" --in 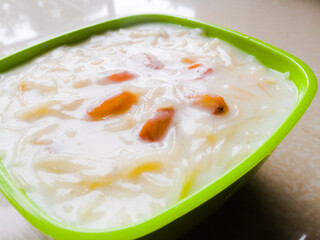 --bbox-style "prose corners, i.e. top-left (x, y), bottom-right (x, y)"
top-left (0, 14), bottom-right (317, 240)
